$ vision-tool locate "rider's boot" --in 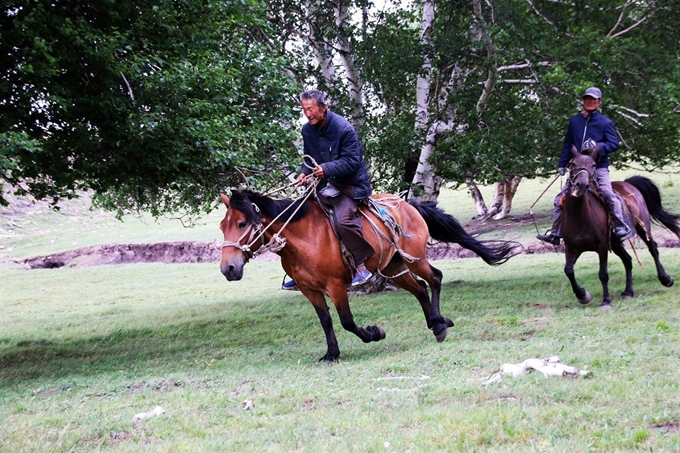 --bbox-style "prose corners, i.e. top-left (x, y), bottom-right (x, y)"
top-left (613, 220), bottom-right (635, 241)
top-left (351, 264), bottom-right (372, 286)
top-left (536, 217), bottom-right (561, 246)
